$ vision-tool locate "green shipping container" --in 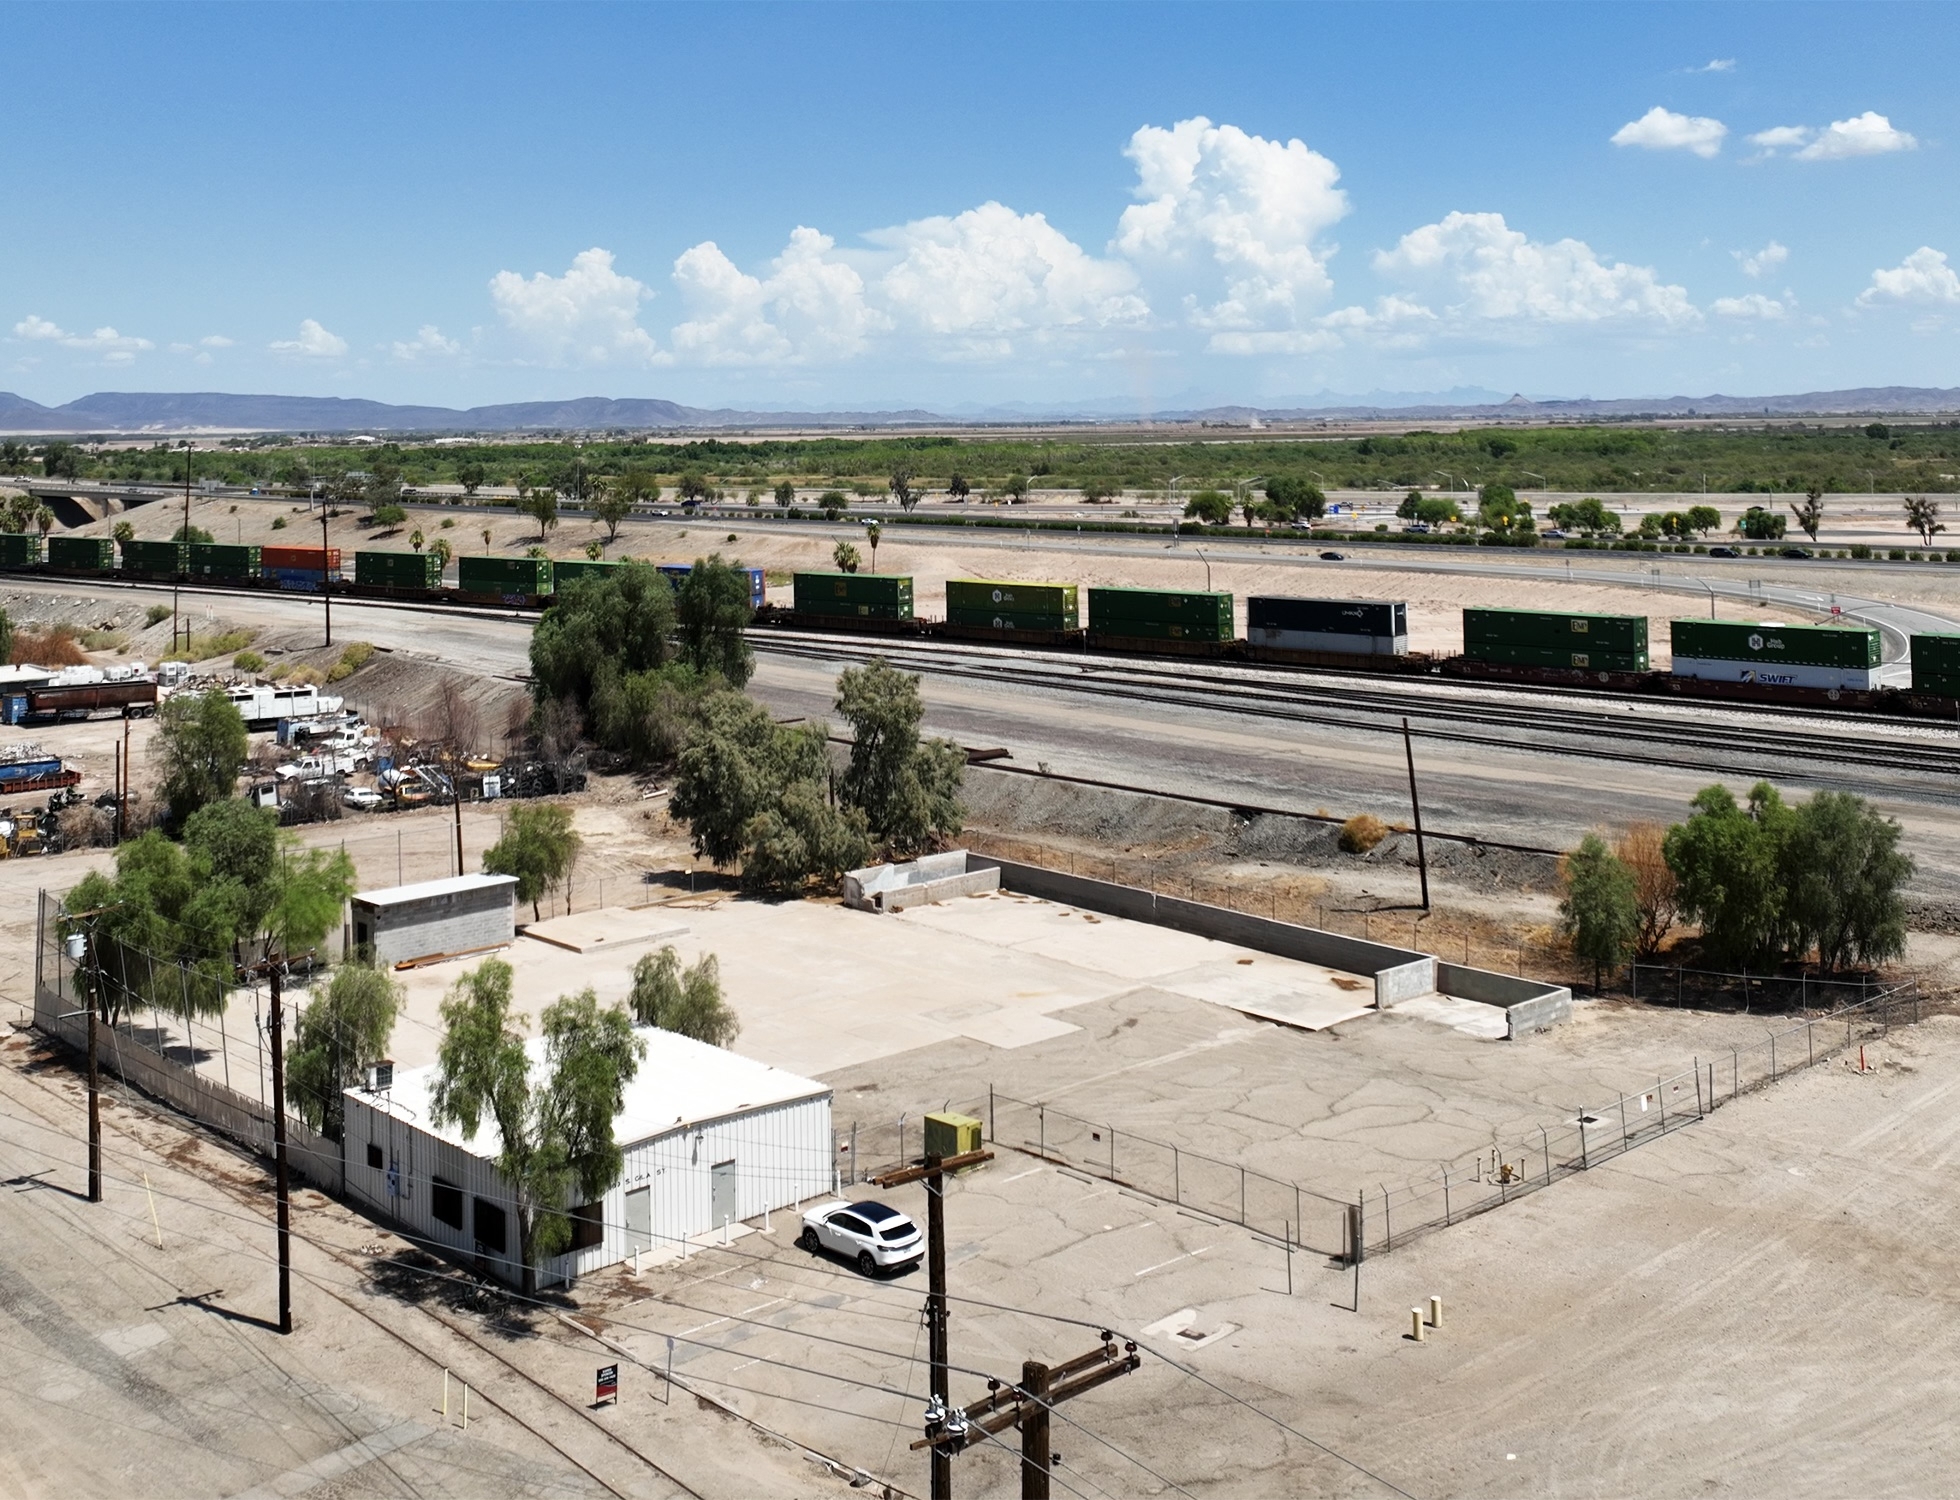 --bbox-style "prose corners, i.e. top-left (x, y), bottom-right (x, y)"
top-left (354, 550), bottom-right (445, 589)
top-left (0, 533), bottom-right (43, 567)
top-left (1087, 587), bottom-right (1234, 640)
top-left (1464, 607), bottom-right (1648, 653)
top-left (1912, 633), bottom-right (1960, 695)
top-left (121, 540), bottom-right (188, 576)
top-left (1671, 618), bottom-right (1880, 670)
top-left (793, 572), bottom-right (915, 618)
top-left (186, 542), bottom-right (262, 579)
top-left (458, 555), bottom-right (554, 596)
top-left (47, 536), bottom-right (116, 571)
top-left (1466, 642), bottom-right (1650, 672)
top-left (551, 559), bottom-right (621, 588)
top-left (946, 579), bottom-right (1079, 629)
